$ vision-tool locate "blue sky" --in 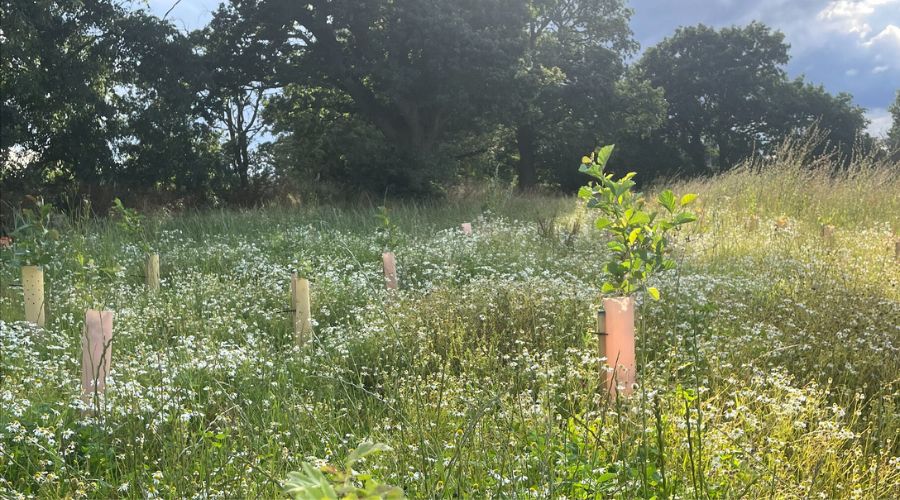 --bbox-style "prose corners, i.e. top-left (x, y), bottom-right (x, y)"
top-left (148, 0), bottom-right (899, 136)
